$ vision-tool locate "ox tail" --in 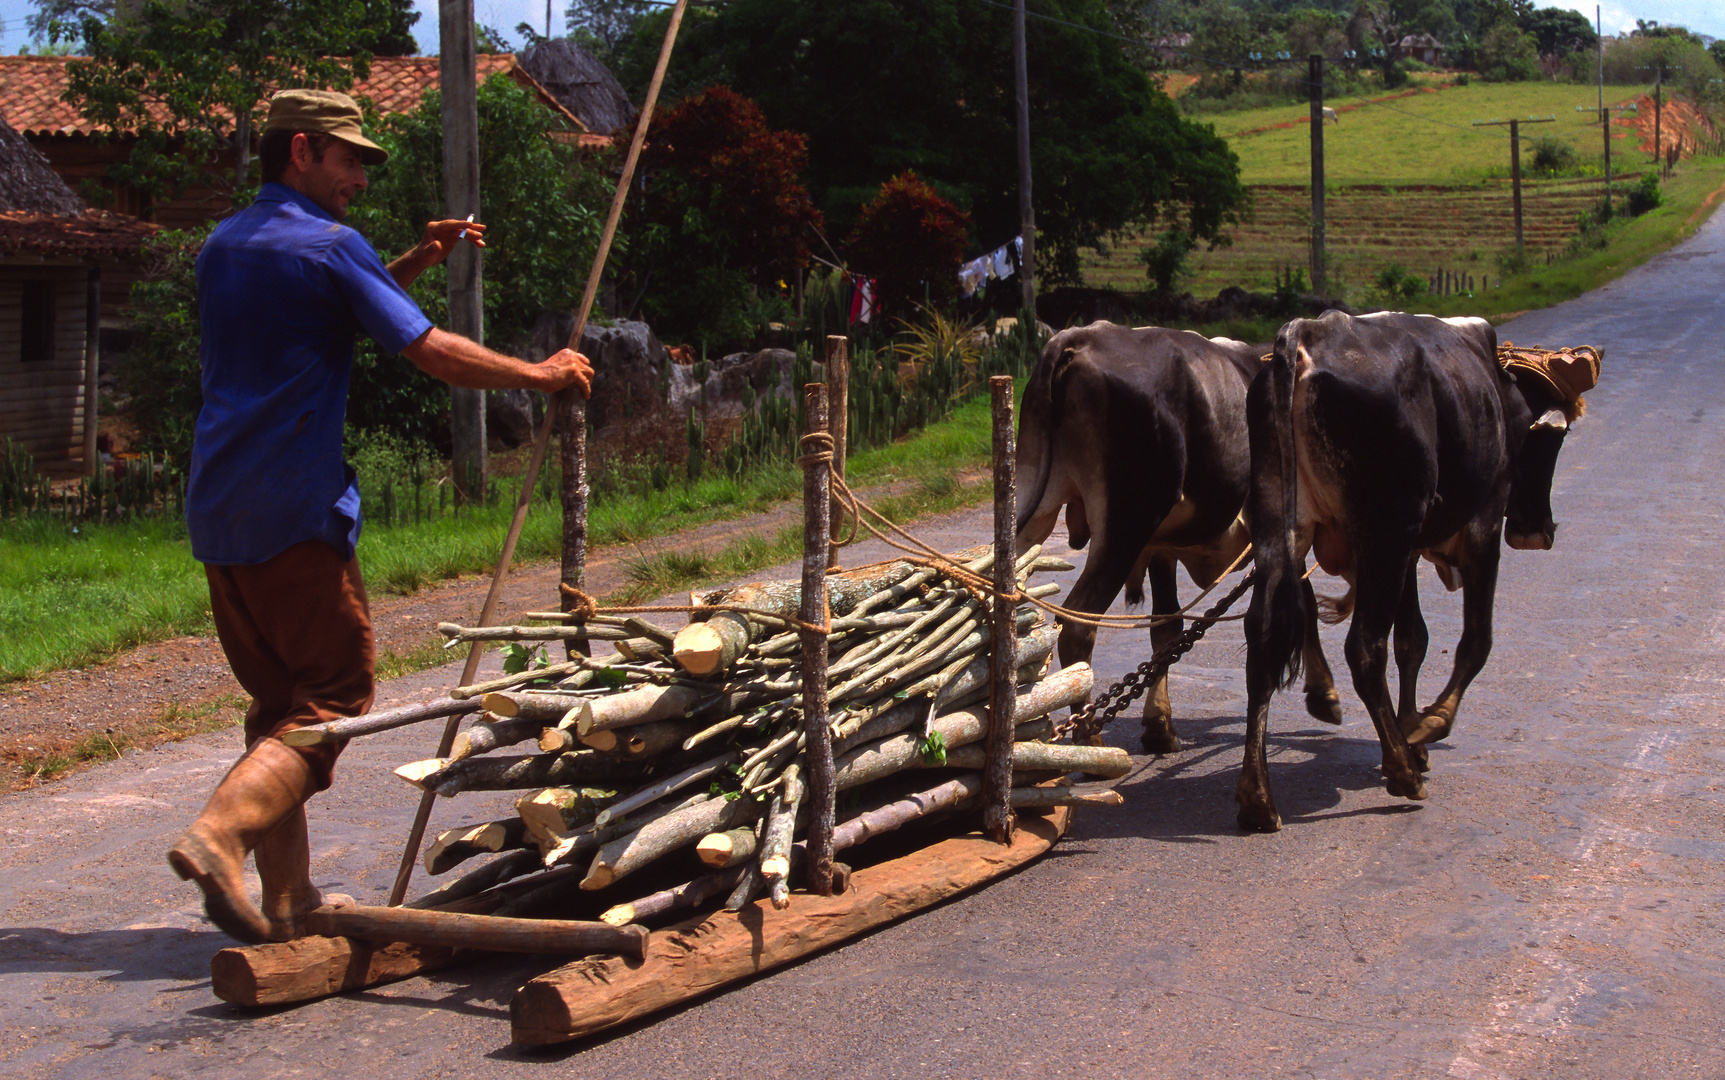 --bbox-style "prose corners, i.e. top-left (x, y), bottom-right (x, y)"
top-left (1245, 342), bottom-right (1308, 691)
top-left (1012, 338), bottom-right (1067, 542)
